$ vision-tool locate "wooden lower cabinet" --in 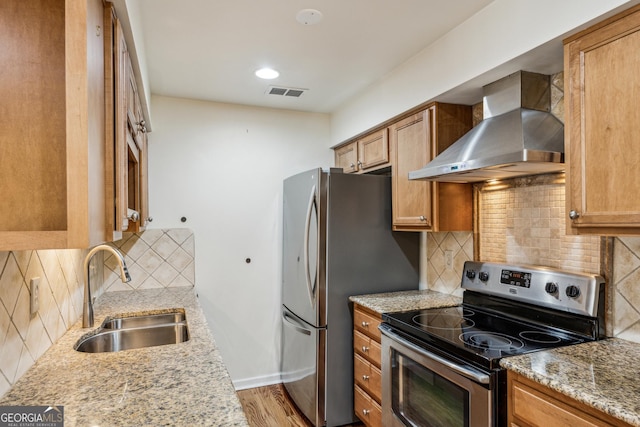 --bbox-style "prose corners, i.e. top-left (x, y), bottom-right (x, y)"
top-left (354, 385), bottom-right (383, 427)
top-left (508, 371), bottom-right (632, 427)
top-left (353, 304), bottom-right (383, 427)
